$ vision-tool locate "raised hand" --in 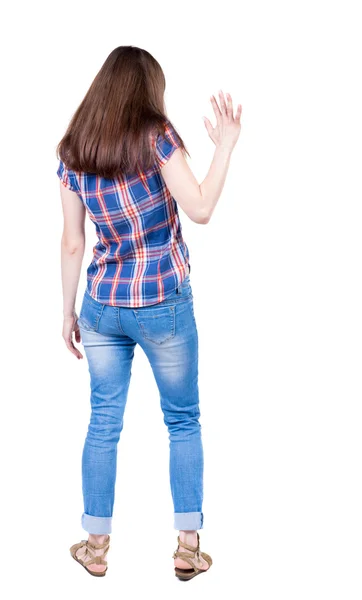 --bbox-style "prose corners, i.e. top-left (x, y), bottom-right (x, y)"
top-left (203, 90), bottom-right (242, 152)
